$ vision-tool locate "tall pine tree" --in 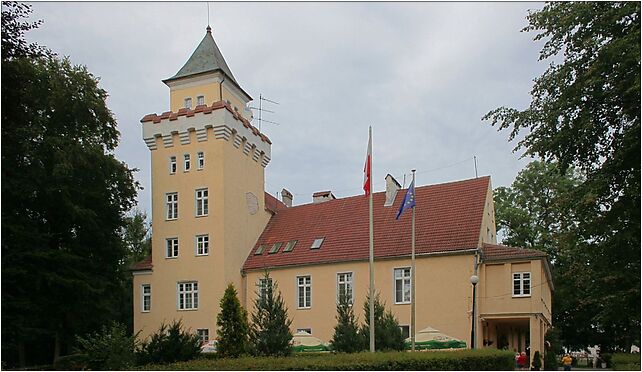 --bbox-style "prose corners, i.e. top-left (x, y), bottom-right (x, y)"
top-left (249, 272), bottom-right (293, 356)
top-left (216, 283), bottom-right (249, 358)
top-left (330, 293), bottom-right (363, 353)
